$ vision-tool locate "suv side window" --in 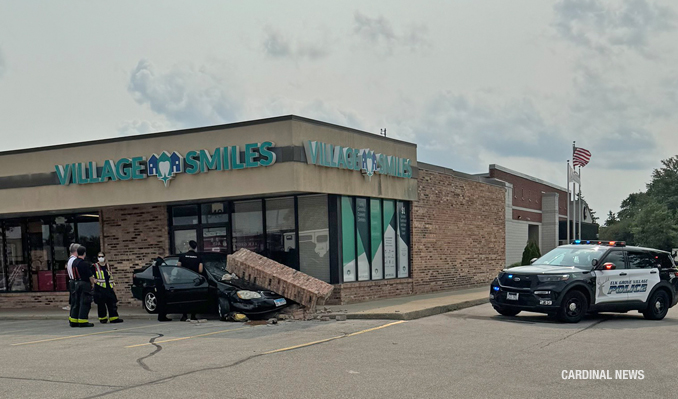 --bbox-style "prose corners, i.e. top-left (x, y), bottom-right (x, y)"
top-left (601, 250), bottom-right (625, 269)
top-left (657, 253), bottom-right (675, 269)
top-left (627, 251), bottom-right (656, 269)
